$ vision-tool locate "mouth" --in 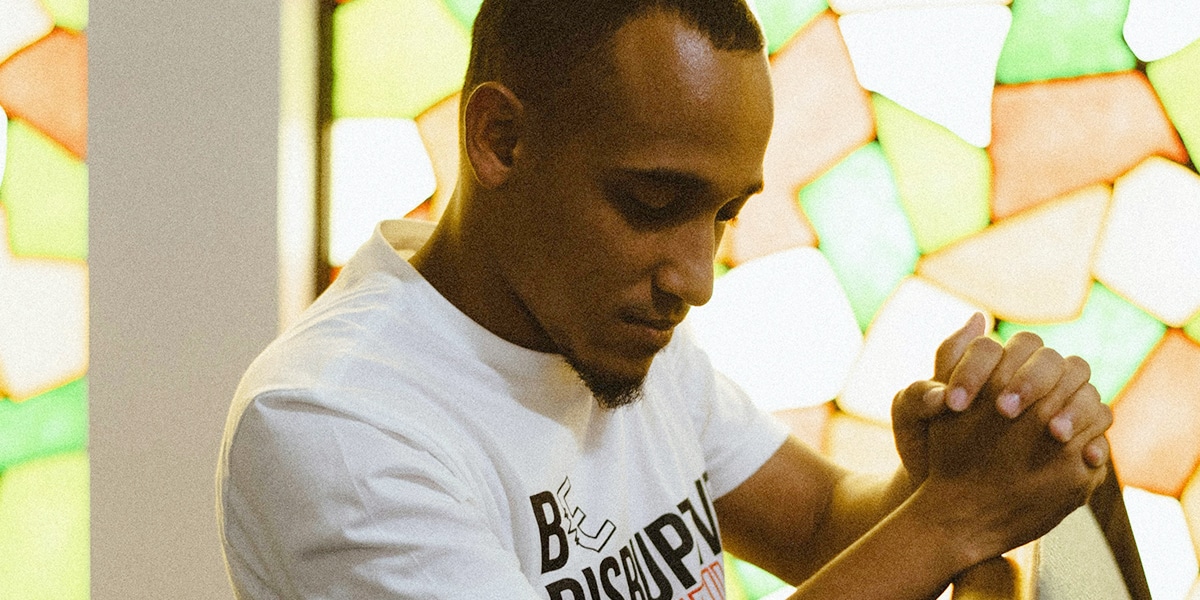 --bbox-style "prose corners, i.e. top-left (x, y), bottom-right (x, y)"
top-left (617, 310), bottom-right (685, 353)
